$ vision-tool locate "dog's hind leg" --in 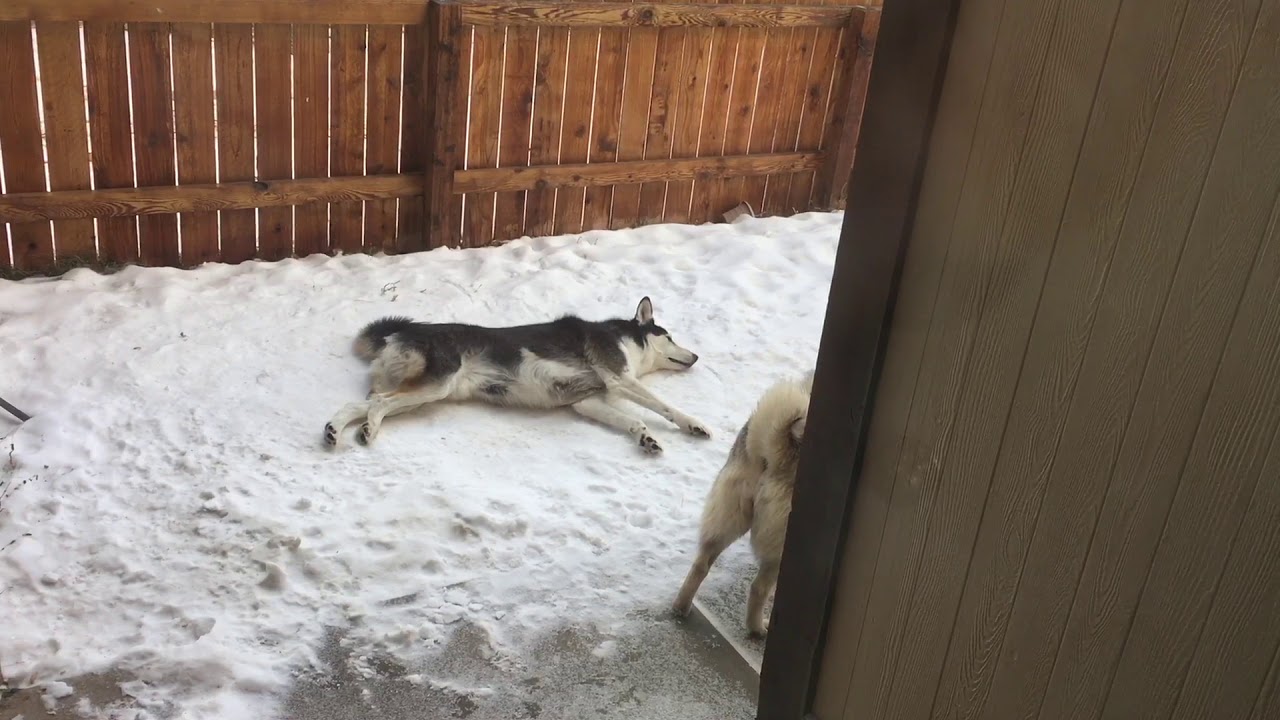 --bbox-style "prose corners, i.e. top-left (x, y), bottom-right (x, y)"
top-left (745, 558), bottom-right (780, 637)
top-left (358, 383), bottom-right (452, 446)
top-left (324, 400), bottom-right (372, 448)
top-left (672, 456), bottom-right (755, 617)
top-left (609, 377), bottom-right (712, 439)
top-left (571, 395), bottom-right (662, 455)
